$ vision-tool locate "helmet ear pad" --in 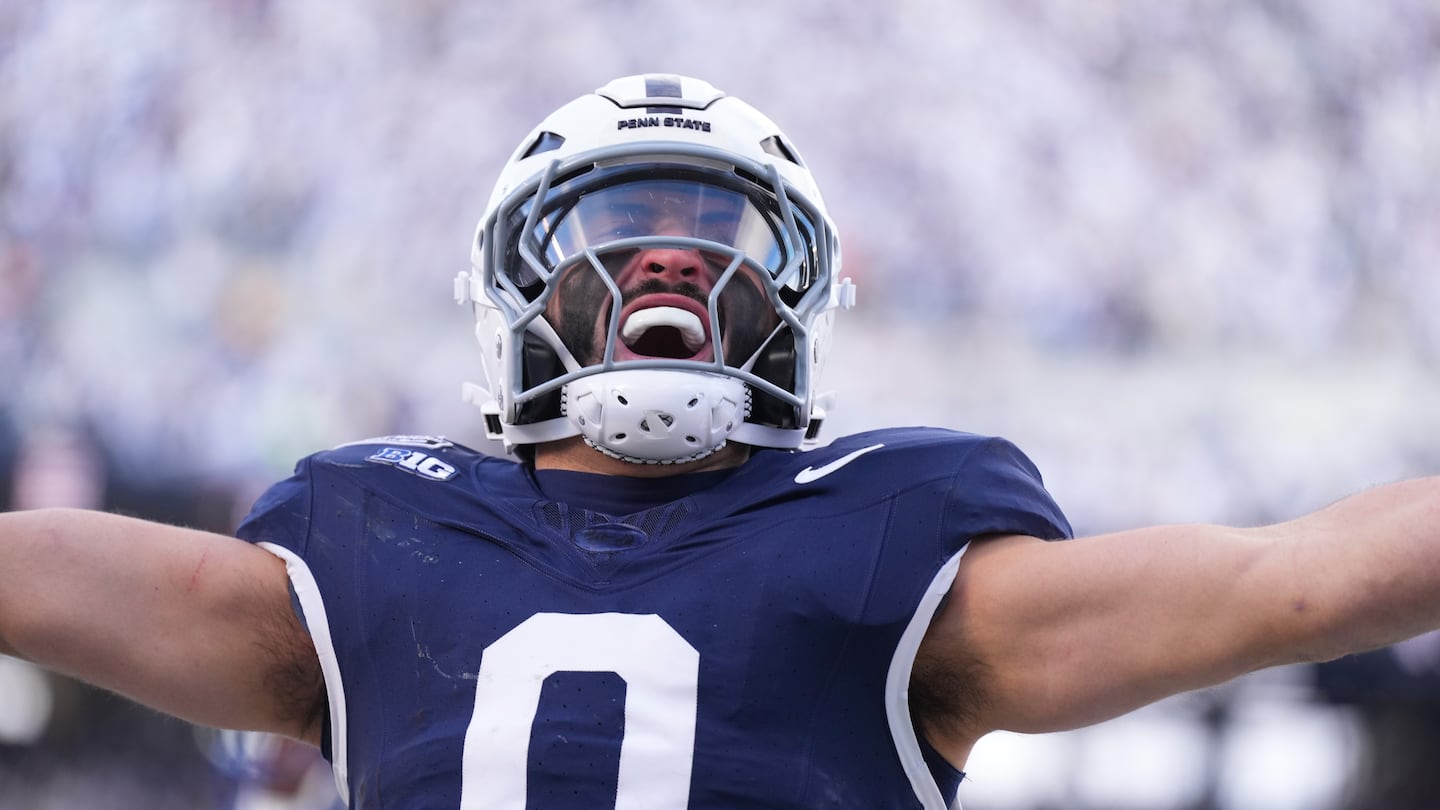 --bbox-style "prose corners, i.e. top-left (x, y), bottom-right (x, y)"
top-left (517, 332), bottom-right (564, 424)
top-left (748, 328), bottom-right (798, 431)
